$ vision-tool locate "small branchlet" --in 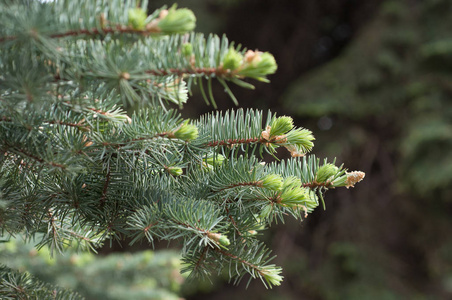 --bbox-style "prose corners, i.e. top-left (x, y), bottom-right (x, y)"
top-left (316, 163), bottom-right (339, 183)
top-left (169, 120), bottom-right (199, 141)
top-left (166, 166), bottom-right (183, 176)
top-left (277, 176), bottom-right (307, 207)
top-left (220, 48), bottom-right (278, 82)
top-left (260, 174), bottom-right (284, 191)
top-left (128, 8), bottom-right (148, 30)
top-left (156, 5), bottom-right (196, 34)
top-left (261, 116), bottom-right (315, 157)
top-left (260, 265), bottom-right (284, 287)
